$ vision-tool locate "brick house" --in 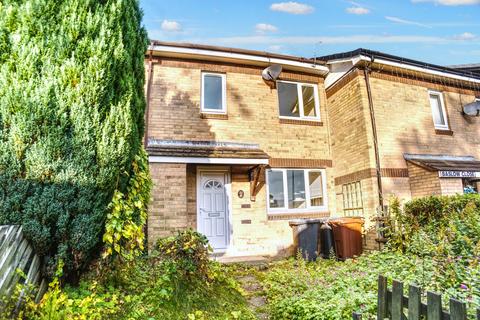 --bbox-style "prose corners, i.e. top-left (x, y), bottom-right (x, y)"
top-left (321, 49), bottom-right (480, 247)
top-left (145, 42), bottom-right (480, 257)
top-left (144, 41), bottom-right (333, 258)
